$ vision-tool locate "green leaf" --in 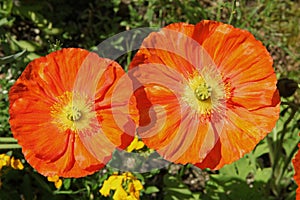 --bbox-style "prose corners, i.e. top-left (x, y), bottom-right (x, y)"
top-left (283, 137), bottom-right (299, 156)
top-left (144, 186), bottom-right (160, 194)
top-left (12, 6), bottom-right (49, 27)
top-left (31, 173), bottom-right (53, 194)
top-left (0, 0), bottom-right (13, 16)
top-left (234, 156), bottom-right (254, 179)
top-left (43, 27), bottom-right (62, 35)
top-left (14, 40), bottom-right (39, 52)
top-left (20, 174), bottom-right (34, 200)
top-left (0, 17), bottom-right (8, 27)
top-left (218, 155), bottom-right (255, 180)
top-left (27, 52), bottom-right (41, 60)
top-left (165, 187), bottom-right (192, 196)
top-left (0, 190), bottom-right (20, 200)
top-left (163, 174), bottom-right (194, 200)
top-left (252, 141), bottom-right (269, 159)
top-left (63, 178), bottom-right (71, 190)
top-left (217, 161), bottom-right (239, 180)
top-left (0, 50), bottom-right (27, 65)
top-left (254, 168), bottom-right (272, 182)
